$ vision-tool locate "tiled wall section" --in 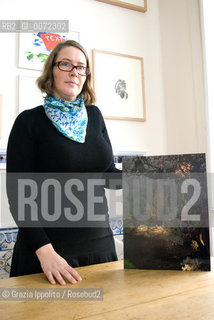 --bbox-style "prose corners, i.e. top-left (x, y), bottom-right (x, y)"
top-left (0, 228), bottom-right (18, 278)
top-left (0, 219), bottom-right (123, 279)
